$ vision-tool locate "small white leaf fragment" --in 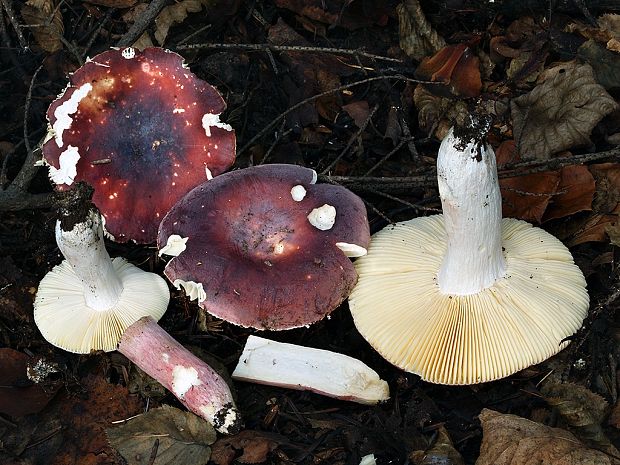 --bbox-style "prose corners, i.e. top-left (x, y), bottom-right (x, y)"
top-left (159, 234), bottom-right (189, 257)
top-left (335, 242), bottom-right (368, 257)
top-left (232, 336), bottom-right (390, 405)
top-left (201, 113), bottom-right (233, 138)
top-left (48, 145), bottom-right (80, 185)
top-left (307, 204), bottom-right (336, 231)
top-left (290, 185), bottom-right (307, 201)
top-left (173, 279), bottom-right (206, 302)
